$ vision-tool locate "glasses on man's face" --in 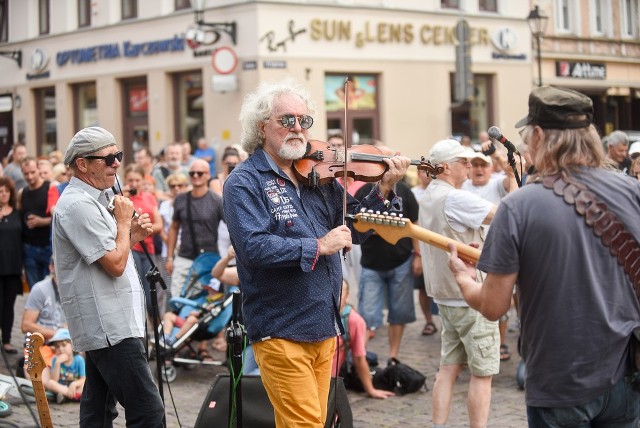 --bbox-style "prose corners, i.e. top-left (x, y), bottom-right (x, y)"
top-left (189, 171), bottom-right (207, 178)
top-left (84, 151), bottom-right (124, 166)
top-left (450, 158), bottom-right (471, 166)
top-left (271, 114), bottom-right (314, 130)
